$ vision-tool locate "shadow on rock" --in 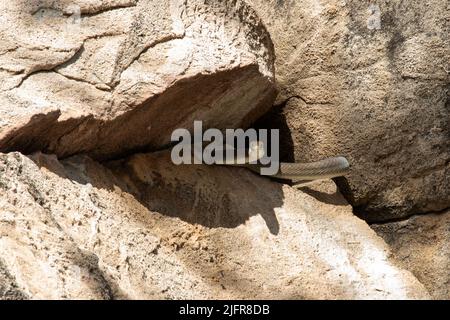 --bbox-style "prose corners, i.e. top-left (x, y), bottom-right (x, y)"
top-left (30, 151), bottom-right (284, 235)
